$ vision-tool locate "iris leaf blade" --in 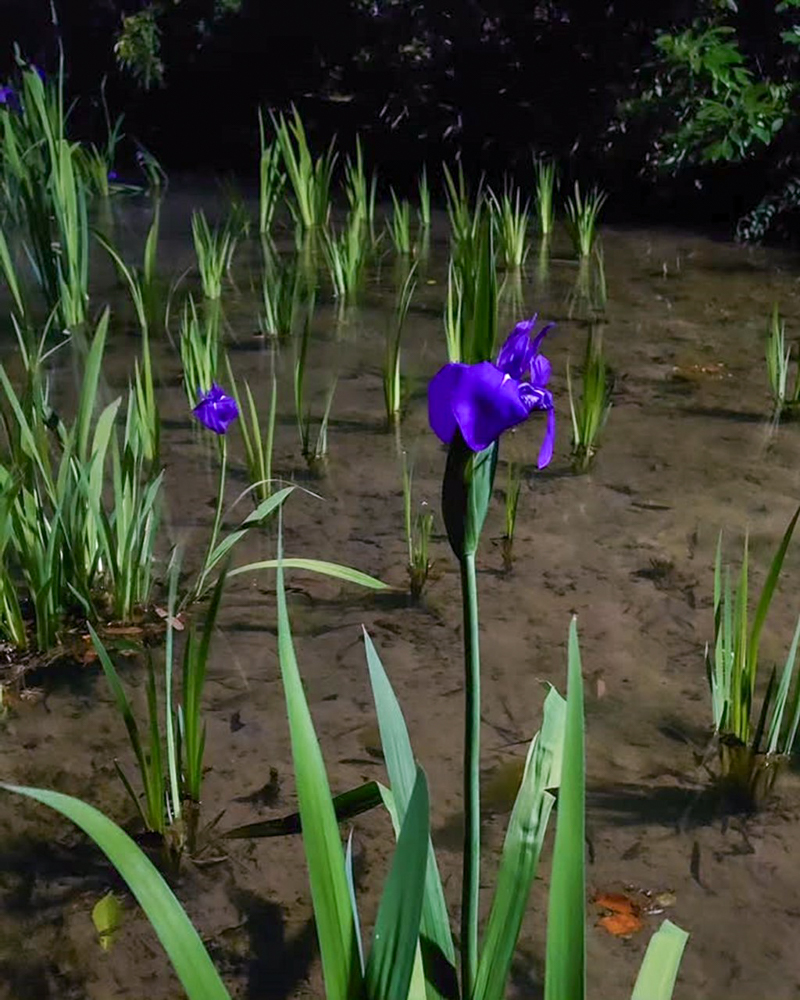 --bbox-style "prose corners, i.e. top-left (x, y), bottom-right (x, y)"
top-left (275, 530), bottom-right (361, 1000)
top-left (0, 784), bottom-right (230, 1000)
top-left (365, 768), bottom-right (430, 1000)
top-left (474, 687), bottom-right (565, 1000)
top-left (363, 629), bottom-right (456, 1000)
top-left (230, 558), bottom-right (389, 590)
top-left (544, 618), bottom-right (586, 1000)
